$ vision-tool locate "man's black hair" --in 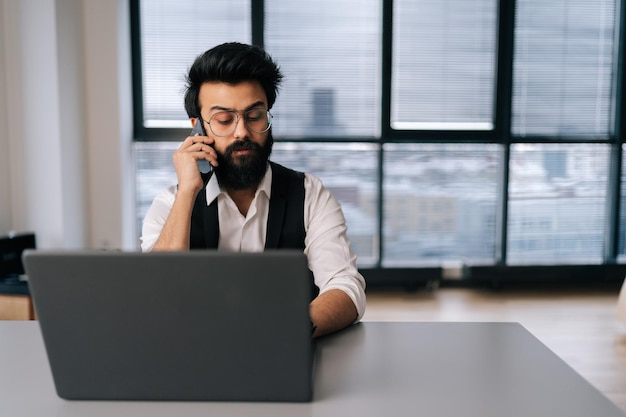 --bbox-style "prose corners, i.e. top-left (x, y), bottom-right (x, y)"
top-left (184, 42), bottom-right (283, 118)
